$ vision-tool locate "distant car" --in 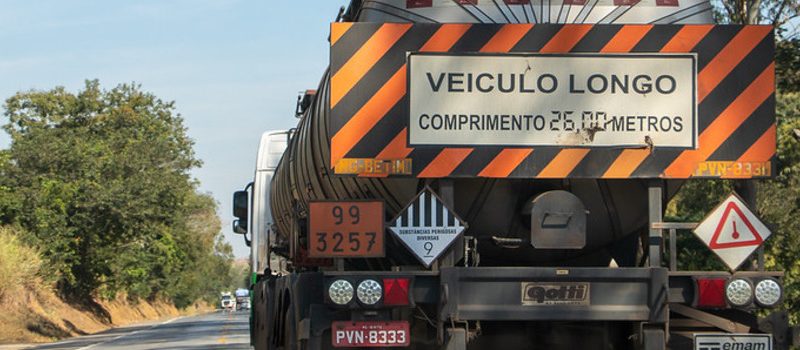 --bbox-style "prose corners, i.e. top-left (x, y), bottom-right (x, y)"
top-left (235, 288), bottom-right (250, 311)
top-left (220, 294), bottom-right (235, 311)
